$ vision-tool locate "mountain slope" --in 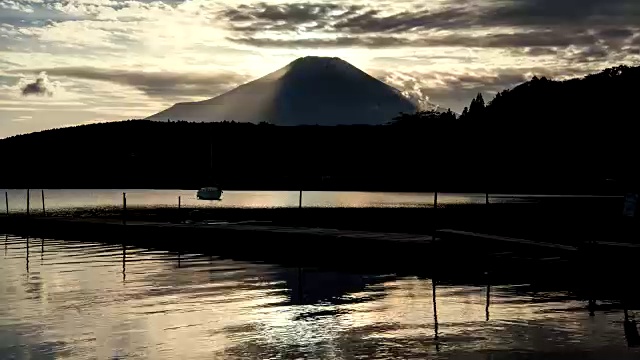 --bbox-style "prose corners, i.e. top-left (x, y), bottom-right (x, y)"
top-left (1, 64), bottom-right (639, 191)
top-left (146, 56), bottom-right (419, 125)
